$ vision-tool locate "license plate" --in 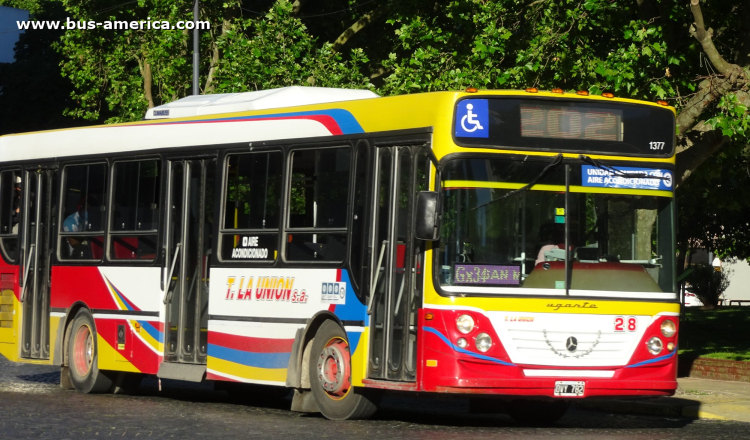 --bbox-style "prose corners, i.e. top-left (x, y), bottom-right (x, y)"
top-left (554, 381), bottom-right (585, 397)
